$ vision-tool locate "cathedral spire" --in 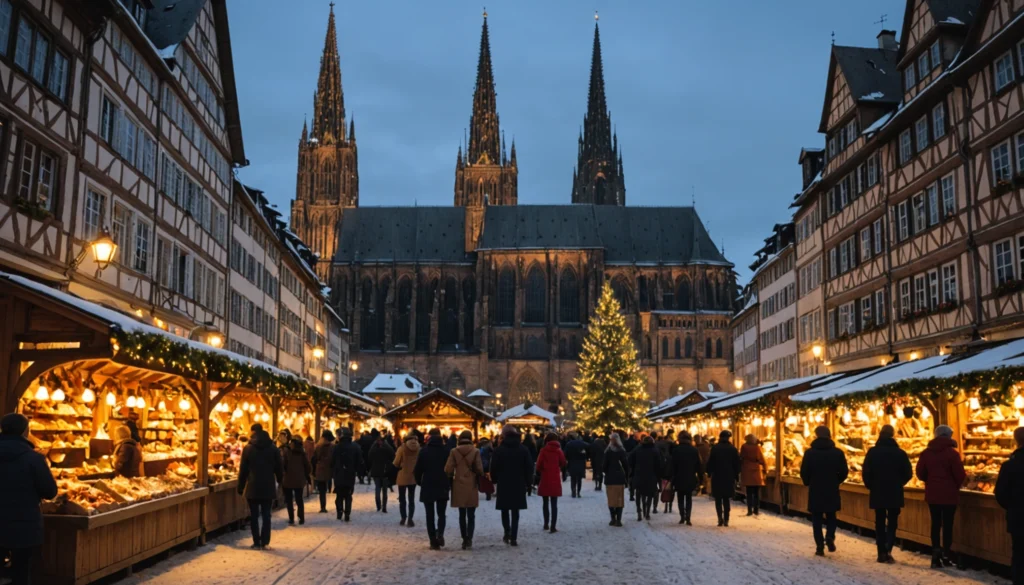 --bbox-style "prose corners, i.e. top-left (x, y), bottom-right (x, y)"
top-left (467, 12), bottom-right (500, 165)
top-left (312, 3), bottom-right (346, 145)
top-left (572, 16), bottom-right (625, 206)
